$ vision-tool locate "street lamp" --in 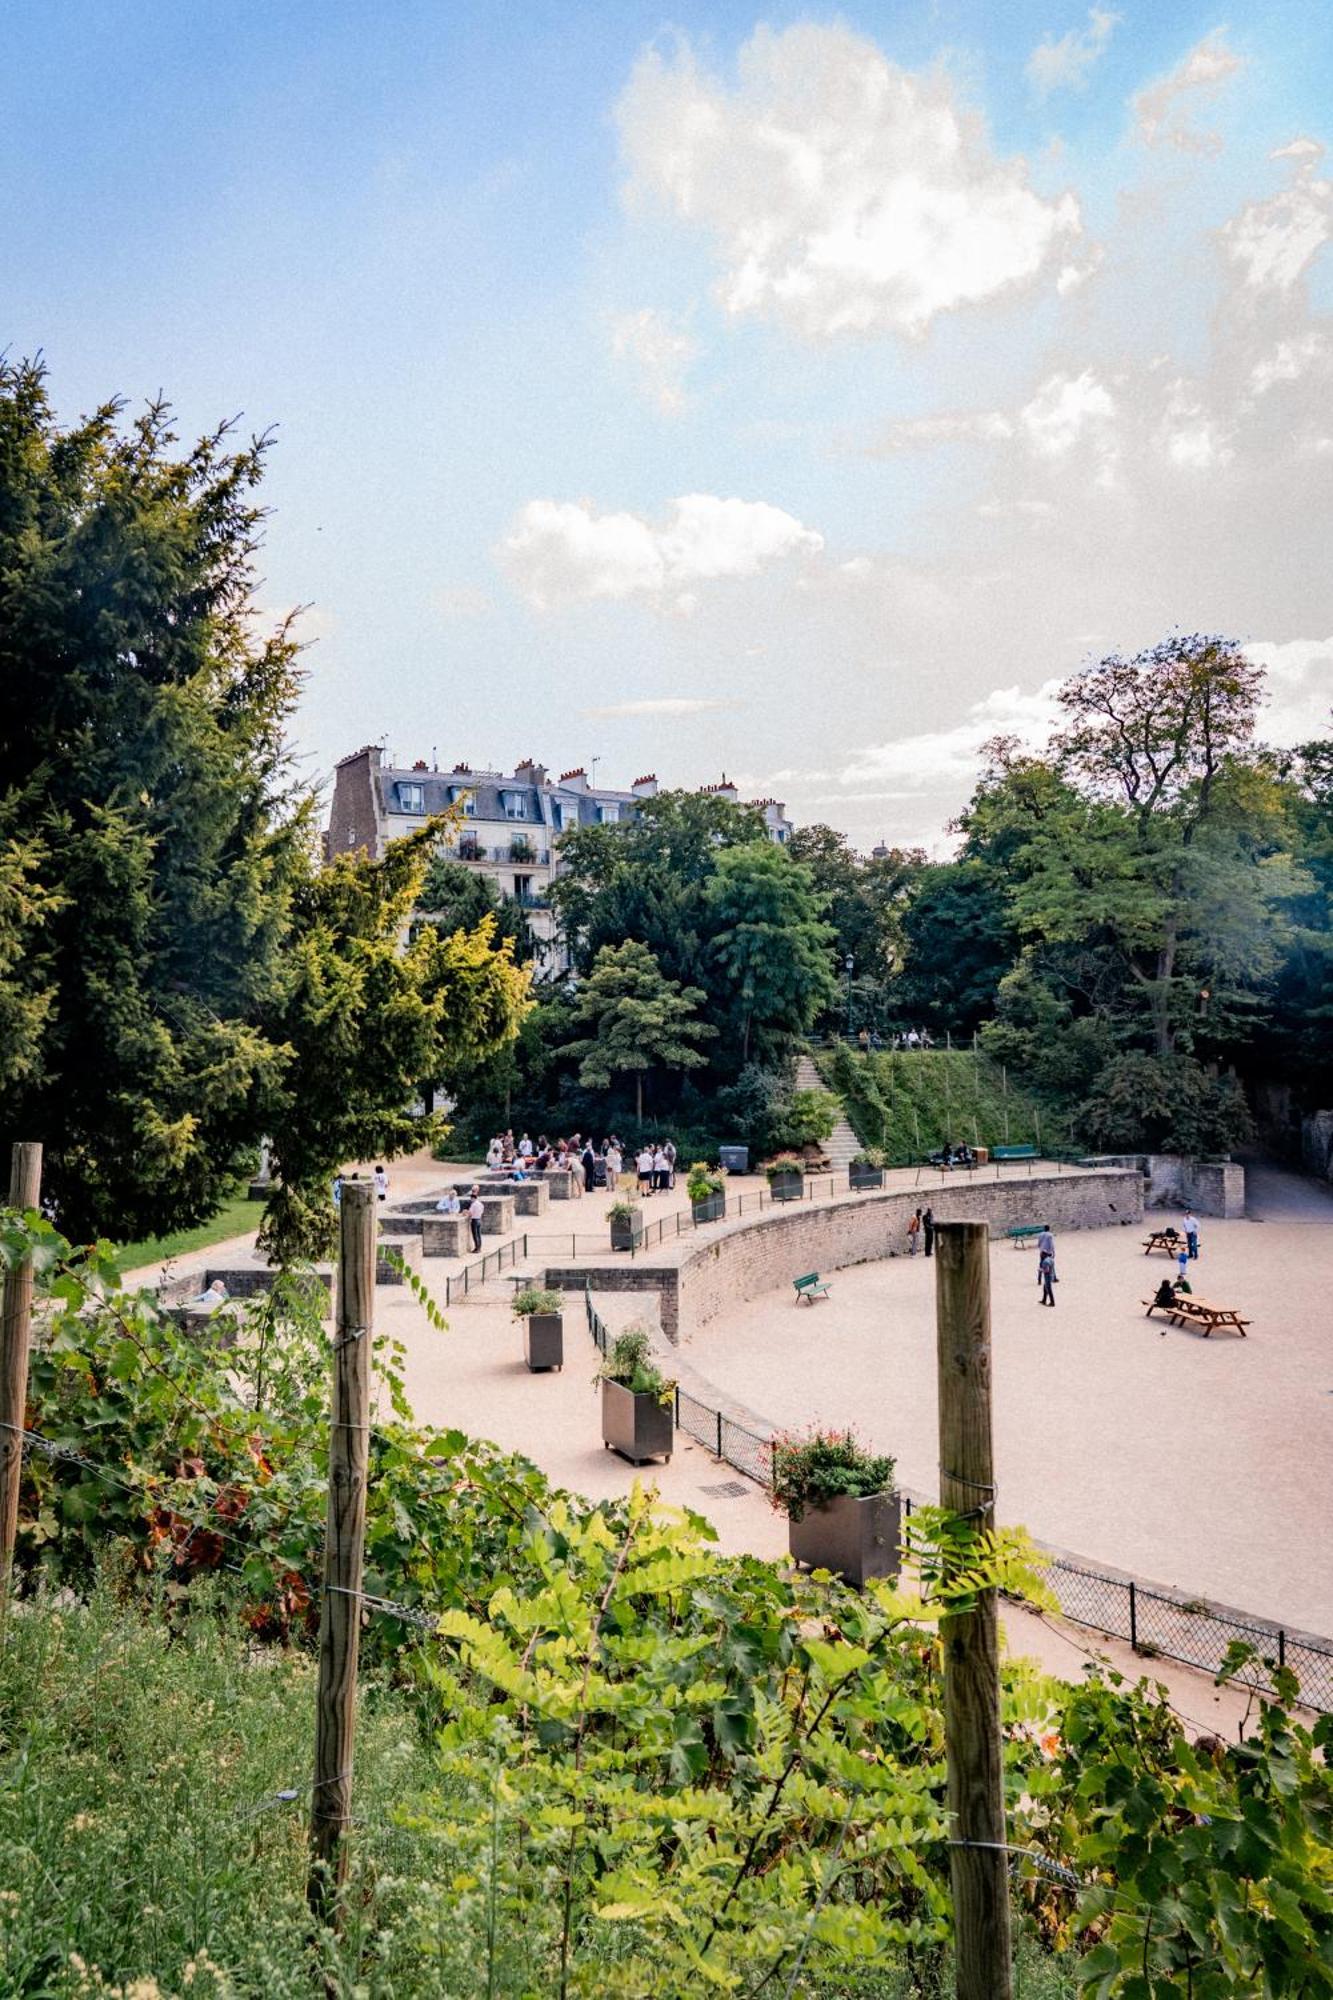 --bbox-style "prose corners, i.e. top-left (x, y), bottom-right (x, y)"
top-left (844, 954), bottom-right (854, 1040)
